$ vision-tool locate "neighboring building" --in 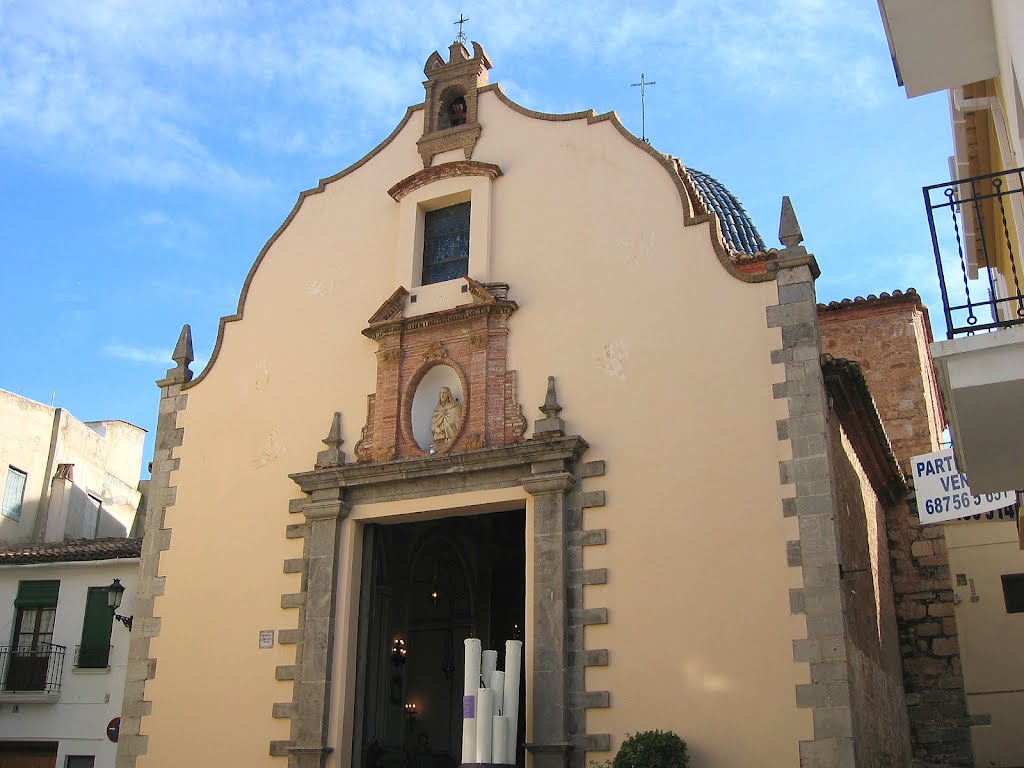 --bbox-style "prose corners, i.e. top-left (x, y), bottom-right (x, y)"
top-left (0, 537), bottom-right (141, 767)
top-left (0, 389), bottom-right (147, 545)
top-left (876, 0), bottom-right (1024, 494)
top-left (822, 288), bottom-right (1024, 767)
top-left (820, 290), bottom-right (977, 766)
top-left (0, 391), bottom-right (147, 765)
top-left (116, 40), bottom-right (926, 768)
top-left (944, 517), bottom-right (1023, 768)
